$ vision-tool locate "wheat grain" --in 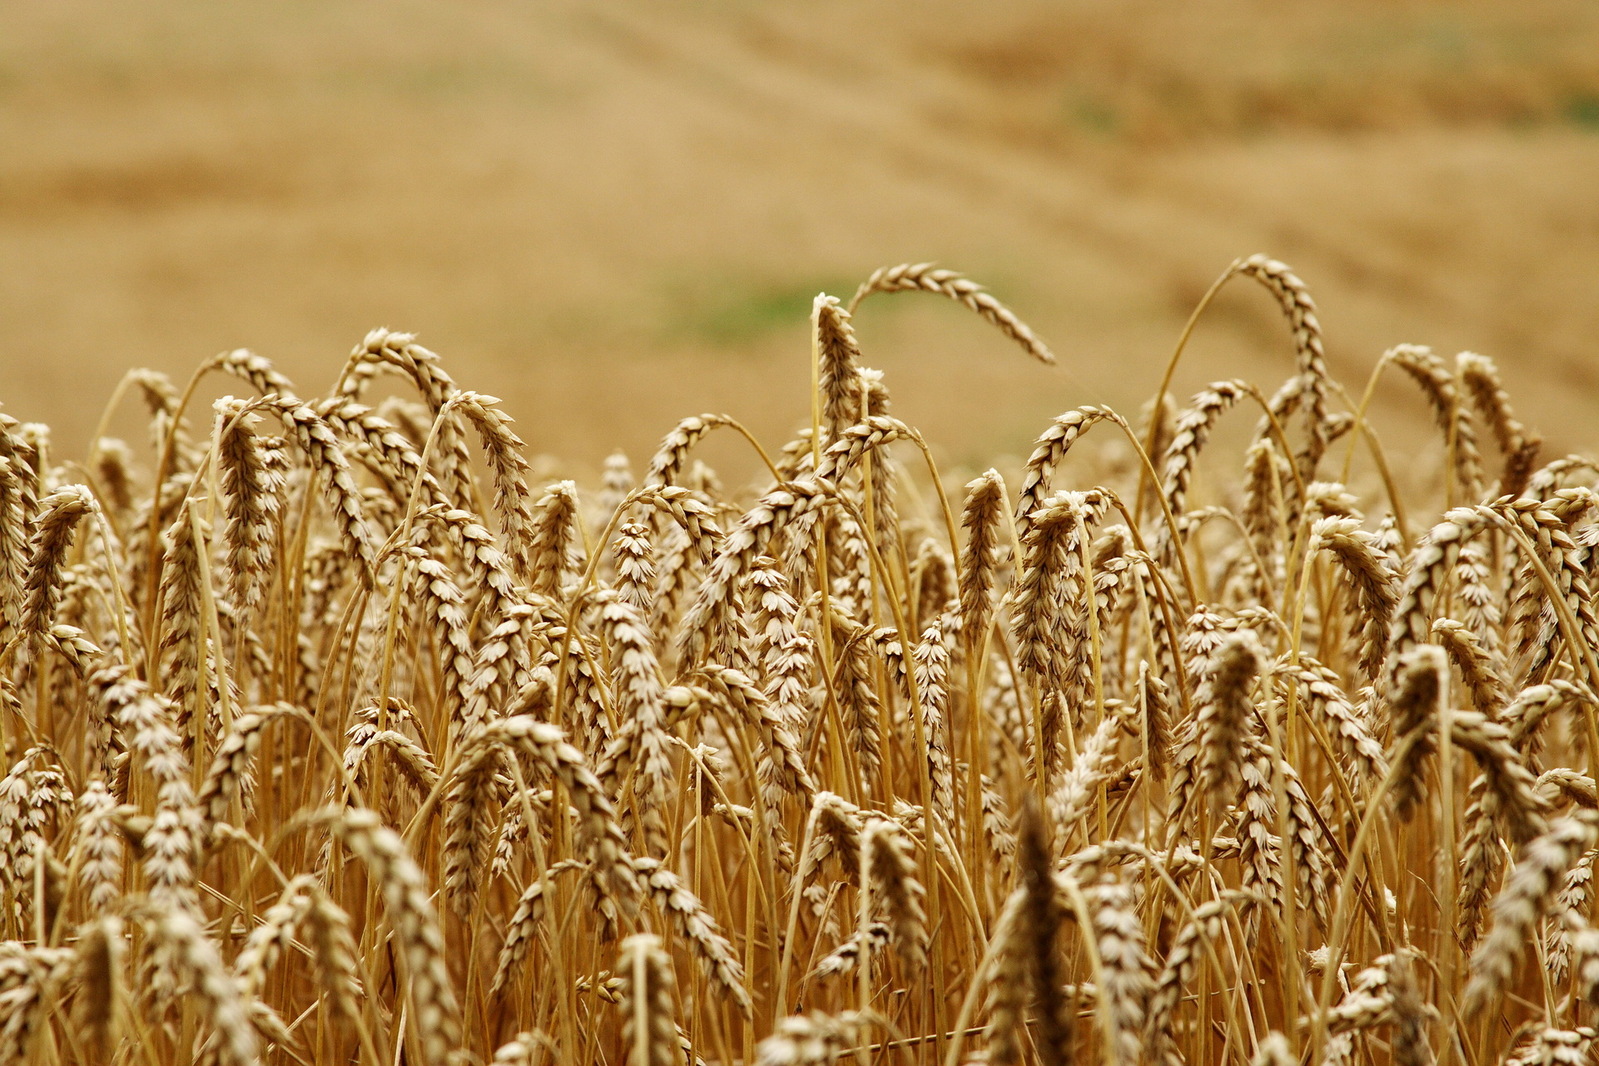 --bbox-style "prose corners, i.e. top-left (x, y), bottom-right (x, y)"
top-left (0, 945), bottom-right (76, 1064)
top-left (813, 296), bottom-right (864, 444)
top-left (696, 662), bottom-right (815, 804)
top-left (491, 858), bottom-right (585, 997)
top-left (18, 484), bottom-right (97, 655)
top-left (1146, 894), bottom-right (1236, 1056)
top-left (614, 521), bottom-right (657, 616)
top-left (1448, 707), bottom-right (1549, 846)
top-left (754, 1012), bottom-right (862, 1066)
top-left (862, 816), bottom-right (929, 975)
top-left (633, 855), bottom-right (752, 1015)
top-left (1087, 874), bottom-right (1153, 1066)
top-left (826, 608), bottom-right (885, 790)
top-left (1505, 1027), bottom-right (1595, 1066)
top-left (1384, 950), bottom-right (1436, 1066)
top-left (490, 1031), bottom-right (549, 1066)
top-left (74, 915), bottom-right (121, 1054)
top-left (592, 590), bottom-right (672, 856)
top-left (327, 807), bottom-right (461, 1066)
top-left (619, 933), bottom-right (678, 1066)
top-left (1160, 381), bottom-right (1252, 542)
top-left (1465, 810), bottom-right (1599, 1014)
top-left (910, 621), bottom-right (957, 823)
top-left (5, 260), bottom-right (1599, 1065)
top-left (260, 393), bottom-right (377, 577)
top-left (1251, 1032), bottom-right (1295, 1066)
top-left (1193, 630), bottom-right (1264, 821)
top-left (341, 328), bottom-right (475, 502)
top-left (1312, 516), bottom-right (1398, 685)
top-left (987, 797), bottom-right (1072, 1066)
top-left (214, 399), bottom-right (286, 620)
top-left (1547, 848), bottom-right (1597, 986)
top-left (70, 778), bottom-right (124, 913)
top-left (441, 390), bottom-right (538, 582)
top-left (747, 556), bottom-right (815, 733)
top-left (1388, 344), bottom-right (1482, 500)
top-left (1236, 254), bottom-right (1332, 480)
top-left (1458, 350), bottom-right (1541, 498)
top-left (0, 418), bottom-right (40, 647)
top-left (1388, 644), bottom-right (1448, 823)
top-left (808, 922), bottom-right (890, 981)
top-left (129, 902), bottom-right (259, 1066)
top-left (1015, 406), bottom-right (1126, 546)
